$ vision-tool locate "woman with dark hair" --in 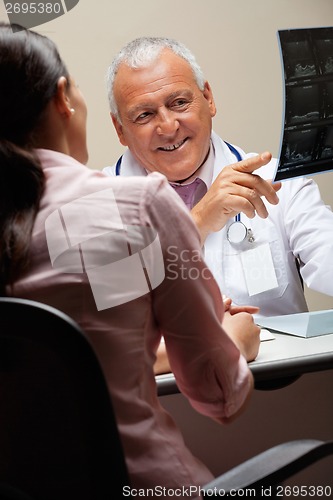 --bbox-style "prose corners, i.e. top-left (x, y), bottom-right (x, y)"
top-left (0, 22), bottom-right (259, 496)
top-left (0, 22), bottom-right (87, 294)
